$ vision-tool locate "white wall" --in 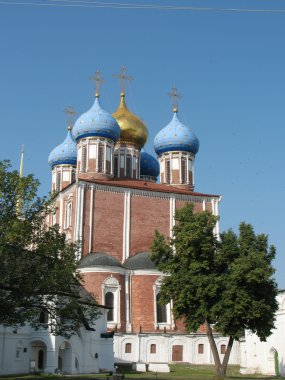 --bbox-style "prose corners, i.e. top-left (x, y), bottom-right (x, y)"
top-left (240, 291), bottom-right (285, 376)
